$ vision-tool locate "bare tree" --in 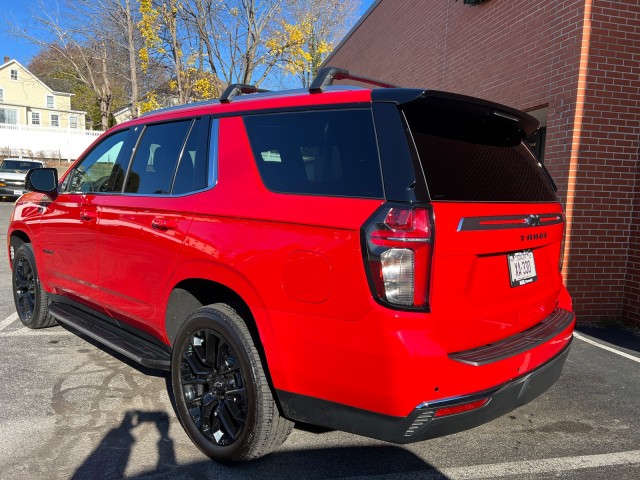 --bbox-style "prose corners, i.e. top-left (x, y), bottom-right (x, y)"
top-left (100, 0), bottom-right (141, 119)
top-left (180, 0), bottom-right (286, 87)
top-left (13, 1), bottom-right (129, 130)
